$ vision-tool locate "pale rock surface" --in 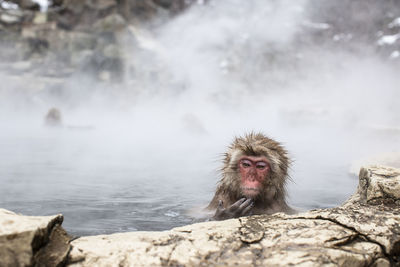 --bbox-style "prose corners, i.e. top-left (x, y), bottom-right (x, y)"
top-left (0, 209), bottom-right (66, 266)
top-left (347, 165), bottom-right (400, 205)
